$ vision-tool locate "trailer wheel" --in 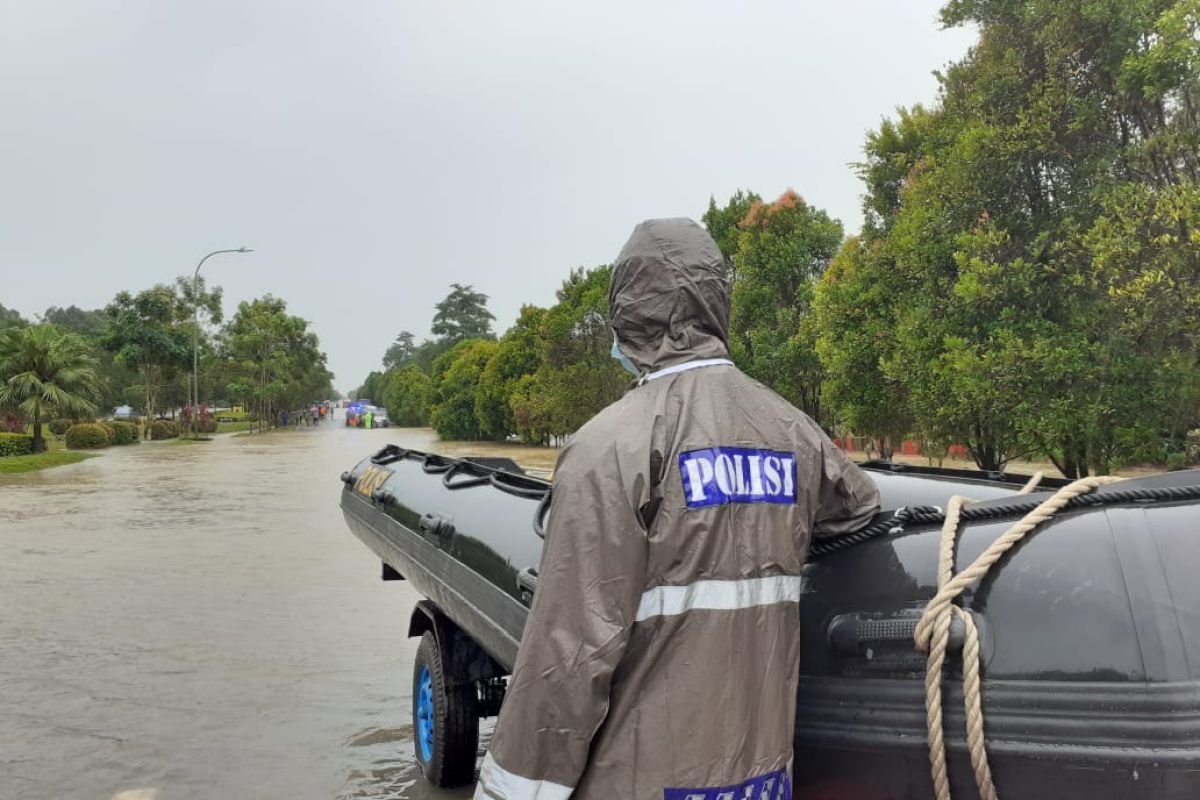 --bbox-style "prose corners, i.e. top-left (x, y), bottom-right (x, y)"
top-left (413, 631), bottom-right (479, 787)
